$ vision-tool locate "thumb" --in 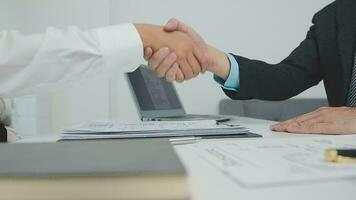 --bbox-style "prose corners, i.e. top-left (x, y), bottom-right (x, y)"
top-left (165, 18), bottom-right (205, 49)
top-left (164, 18), bottom-right (183, 32)
top-left (144, 47), bottom-right (153, 61)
